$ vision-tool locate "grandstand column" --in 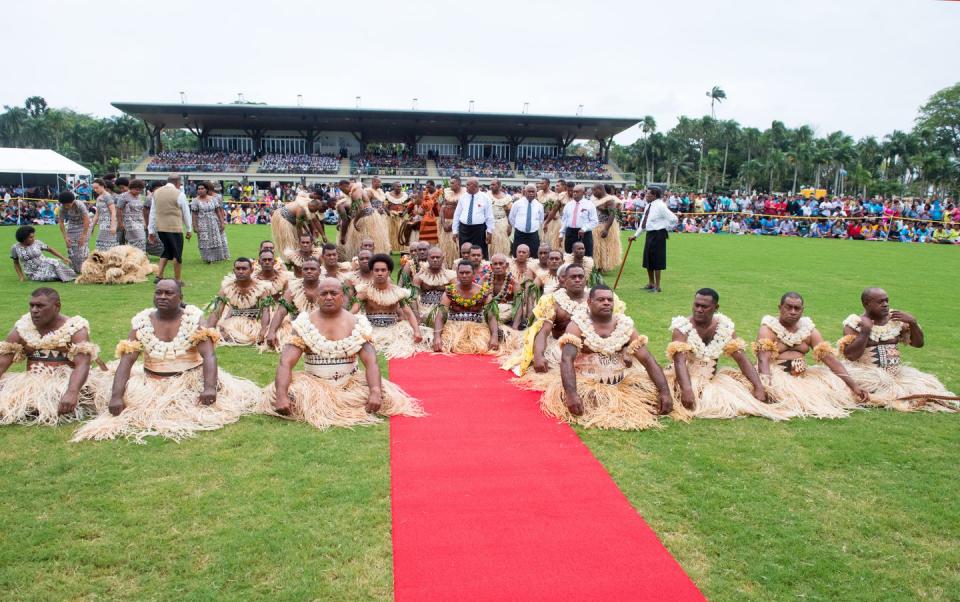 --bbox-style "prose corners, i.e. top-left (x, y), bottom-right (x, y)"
top-left (244, 128), bottom-right (265, 157)
top-left (300, 128), bottom-right (317, 153)
top-left (506, 135), bottom-right (523, 162)
top-left (458, 134), bottom-right (475, 158)
top-left (350, 131), bottom-right (367, 155)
